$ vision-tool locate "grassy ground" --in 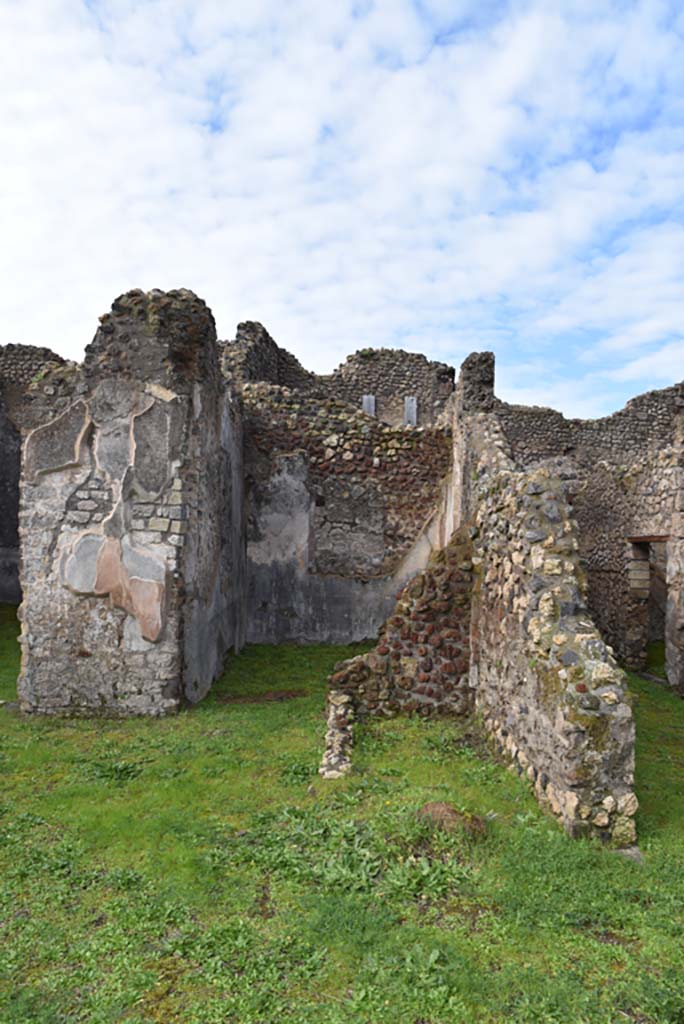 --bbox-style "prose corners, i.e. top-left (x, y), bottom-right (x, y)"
top-left (646, 641), bottom-right (667, 680)
top-left (1, 606), bottom-right (683, 1023)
